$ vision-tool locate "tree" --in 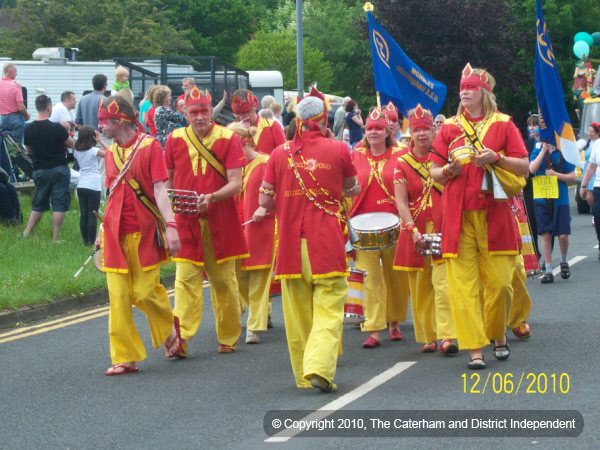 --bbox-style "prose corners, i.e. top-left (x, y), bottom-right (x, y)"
top-left (236, 31), bottom-right (334, 92)
top-left (1, 0), bottom-right (193, 60)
